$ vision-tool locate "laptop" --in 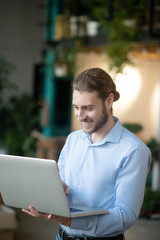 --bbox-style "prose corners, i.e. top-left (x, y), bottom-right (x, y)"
top-left (0, 154), bottom-right (108, 218)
